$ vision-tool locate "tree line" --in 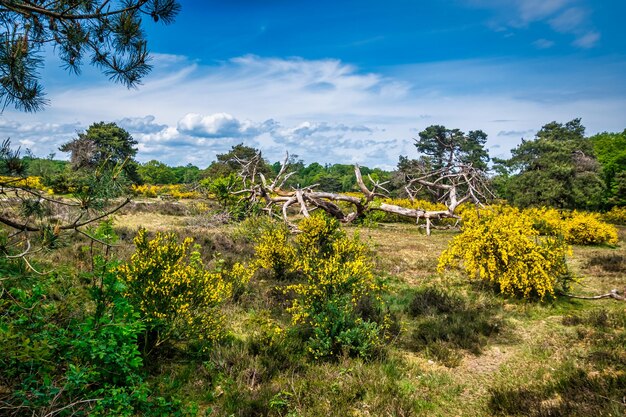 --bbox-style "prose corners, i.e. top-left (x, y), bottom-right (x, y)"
top-left (14, 118), bottom-right (626, 210)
